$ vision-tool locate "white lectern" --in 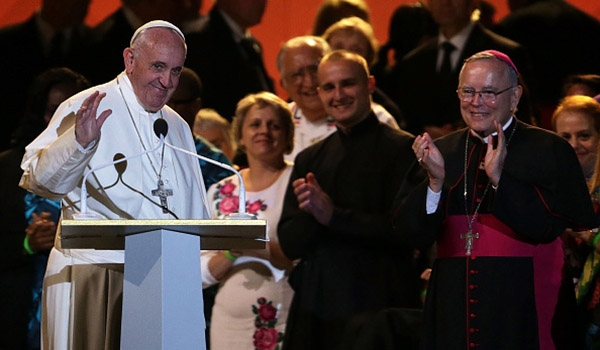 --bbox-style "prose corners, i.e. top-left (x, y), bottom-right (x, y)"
top-left (60, 219), bottom-right (267, 350)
